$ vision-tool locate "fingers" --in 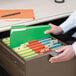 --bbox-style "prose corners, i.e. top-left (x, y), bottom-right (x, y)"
top-left (49, 23), bottom-right (56, 28)
top-left (49, 45), bottom-right (75, 63)
top-left (44, 30), bottom-right (53, 34)
top-left (49, 47), bottom-right (69, 63)
top-left (49, 51), bottom-right (66, 63)
top-left (44, 23), bottom-right (55, 34)
top-left (56, 46), bottom-right (66, 53)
